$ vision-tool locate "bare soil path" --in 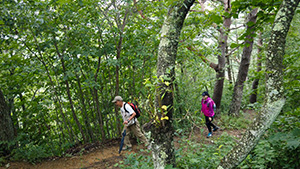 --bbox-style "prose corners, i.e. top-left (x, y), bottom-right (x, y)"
top-left (1, 139), bottom-right (146, 169)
